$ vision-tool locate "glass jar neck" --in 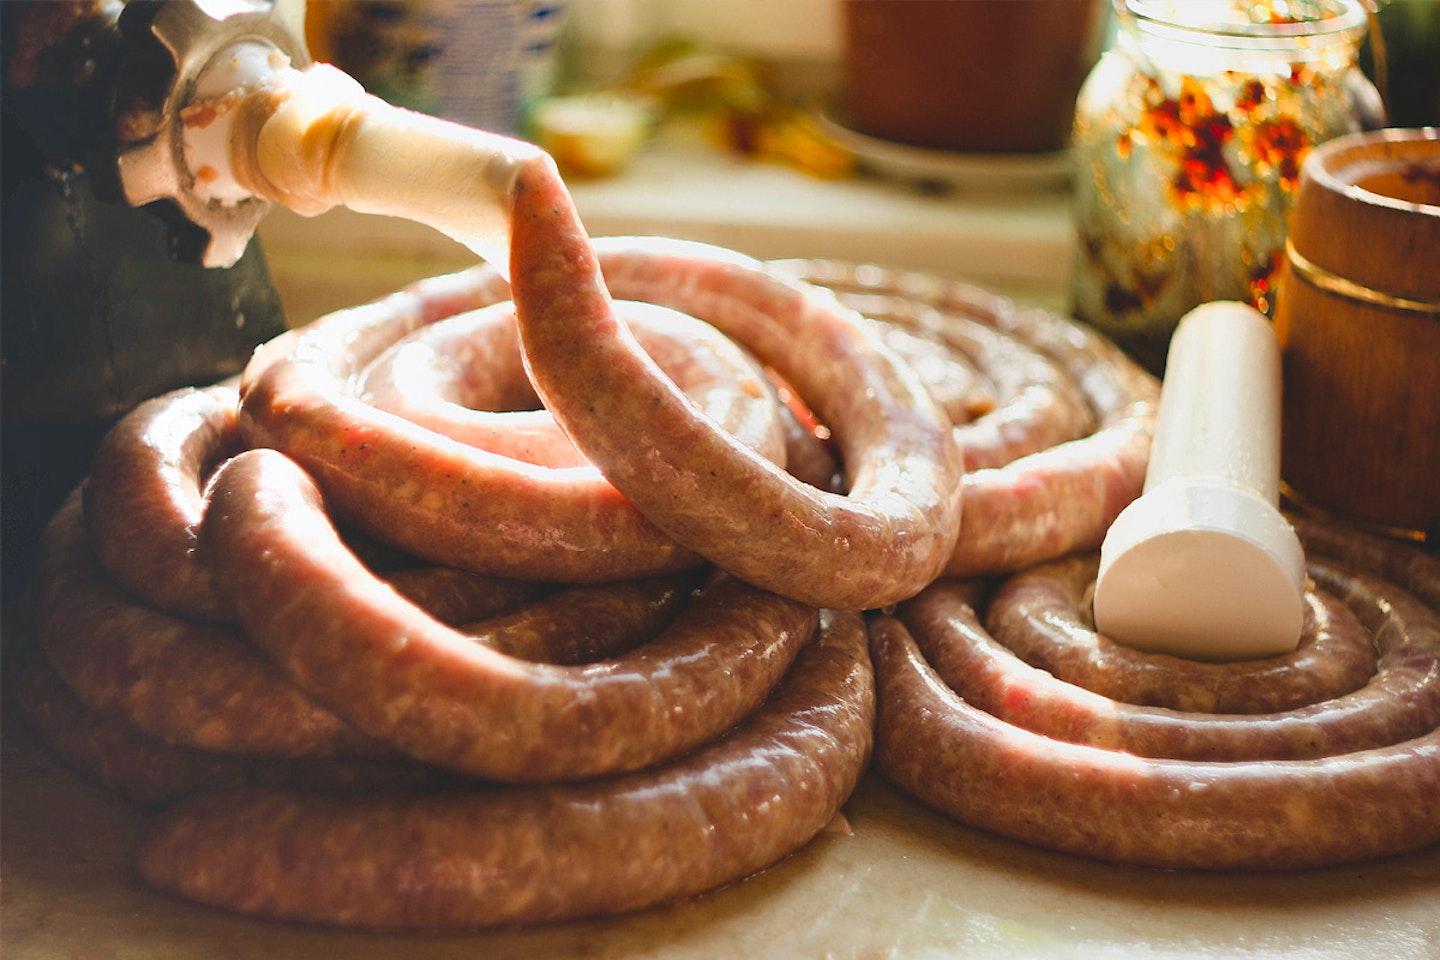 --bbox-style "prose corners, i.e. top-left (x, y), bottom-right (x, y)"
top-left (1116, 0), bottom-right (1368, 76)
